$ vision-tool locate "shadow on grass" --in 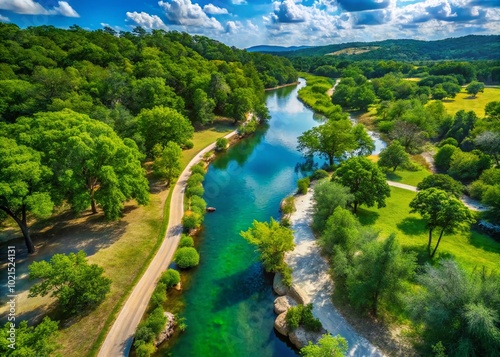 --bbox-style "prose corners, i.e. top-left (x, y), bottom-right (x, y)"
top-left (357, 208), bottom-right (380, 226)
top-left (385, 171), bottom-right (402, 182)
top-left (408, 245), bottom-right (457, 268)
top-left (397, 217), bottom-right (427, 236)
